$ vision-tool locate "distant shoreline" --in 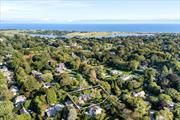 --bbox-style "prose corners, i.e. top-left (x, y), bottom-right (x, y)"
top-left (0, 24), bottom-right (179, 33)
